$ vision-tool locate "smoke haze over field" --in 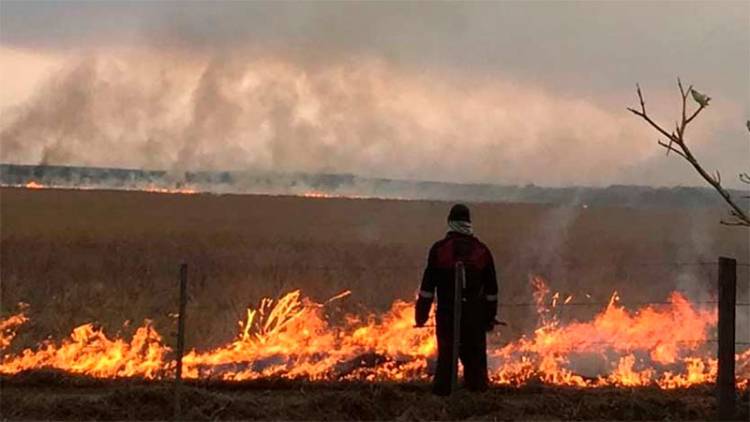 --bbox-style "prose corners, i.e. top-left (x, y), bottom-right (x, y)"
top-left (1, 1), bottom-right (748, 187)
